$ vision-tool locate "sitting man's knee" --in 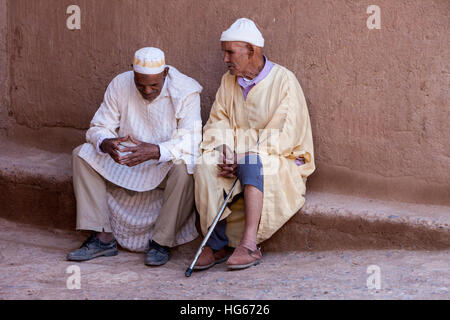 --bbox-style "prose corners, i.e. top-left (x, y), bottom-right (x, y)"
top-left (171, 163), bottom-right (192, 183)
top-left (72, 145), bottom-right (83, 159)
top-left (237, 153), bottom-right (264, 192)
top-left (237, 153), bottom-right (262, 172)
top-left (194, 155), bottom-right (217, 179)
